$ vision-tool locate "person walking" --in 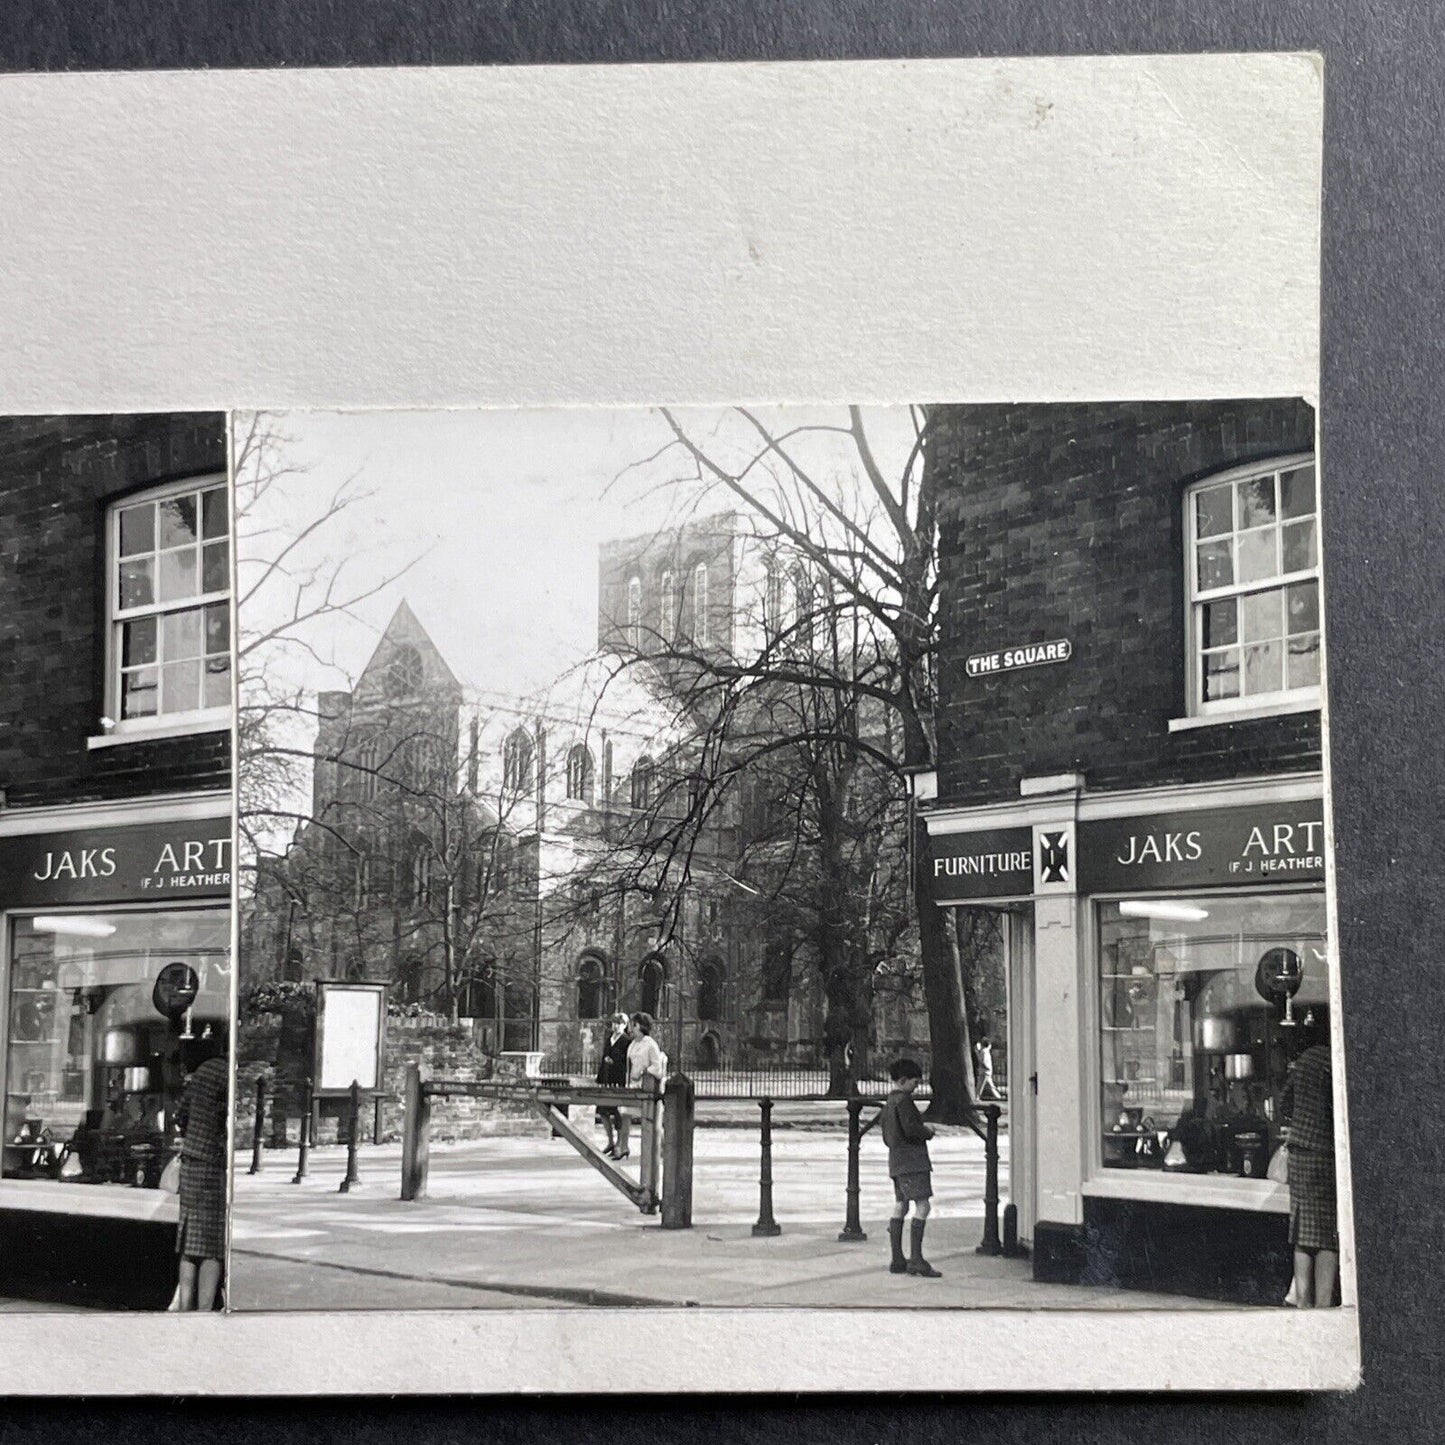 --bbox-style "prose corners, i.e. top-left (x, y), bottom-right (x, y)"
top-left (595, 1011), bottom-right (632, 1158)
top-left (974, 1033), bottom-right (1002, 1101)
top-left (171, 1028), bottom-right (229, 1312)
top-left (880, 1057), bottom-right (941, 1278)
top-left (614, 1011), bottom-right (666, 1160)
top-left (1281, 1015), bottom-right (1338, 1308)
